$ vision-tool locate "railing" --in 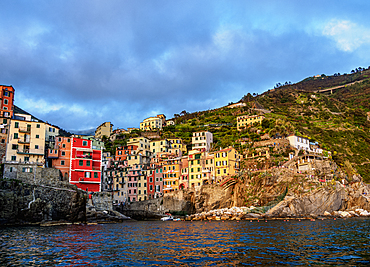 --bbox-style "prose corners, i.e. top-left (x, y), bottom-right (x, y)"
top-left (76, 154), bottom-right (92, 159)
top-left (18, 137), bottom-right (30, 144)
top-left (19, 127), bottom-right (31, 133)
top-left (17, 149), bottom-right (30, 154)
